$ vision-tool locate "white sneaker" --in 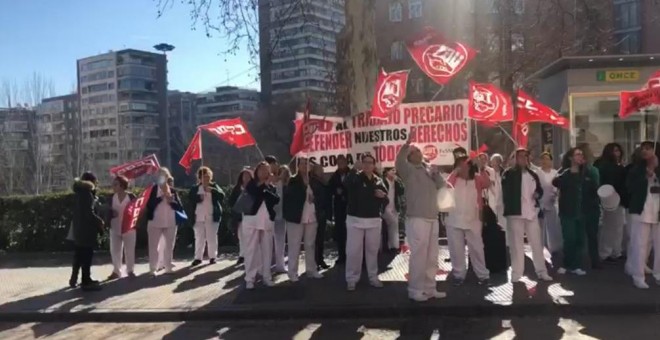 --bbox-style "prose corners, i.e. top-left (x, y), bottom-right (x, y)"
top-left (246, 282), bottom-right (255, 290)
top-left (538, 273), bottom-right (553, 282)
top-left (263, 280), bottom-right (275, 287)
top-left (571, 269), bottom-right (587, 276)
top-left (426, 290), bottom-right (447, 299)
top-left (347, 282), bottom-right (357, 291)
top-left (369, 279), bottom-right (384, 288)
top-left (408, 292), bottom-right (430, 302)
top-left (633, 277), bottom-right (649, 289)
top-left (511, 275), bottom-right (522, 283)
top-left (308, 272), bottom-right (324, 279)
top-left (557, 268), bottom-right (567, 275)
